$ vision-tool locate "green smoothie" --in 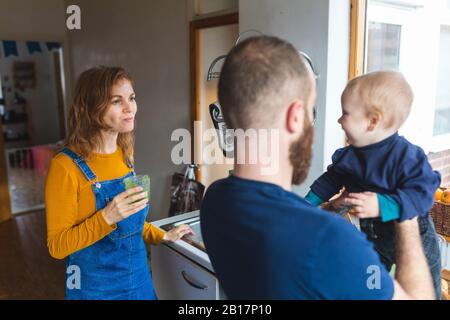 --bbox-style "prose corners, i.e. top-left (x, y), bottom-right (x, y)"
top-left (123, 175), bottom-right (150, 202)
